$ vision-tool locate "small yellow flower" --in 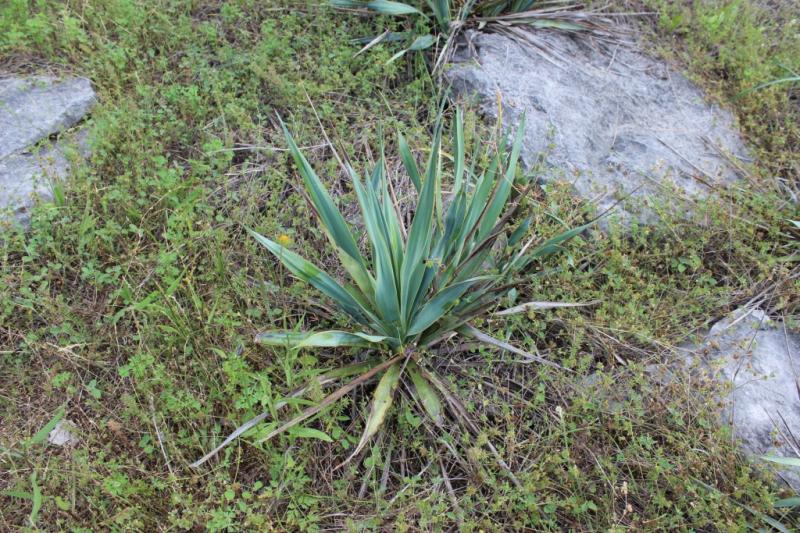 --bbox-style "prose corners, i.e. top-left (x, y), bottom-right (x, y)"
top-left (276, 233), bottom-right (292, 247)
